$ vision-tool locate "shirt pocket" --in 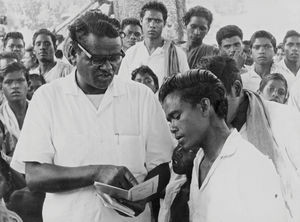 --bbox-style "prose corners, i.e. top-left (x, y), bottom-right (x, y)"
top-left (53, 132), bottom-right (91, 166)
top-left (114, 134), bottom-right (146, 177)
